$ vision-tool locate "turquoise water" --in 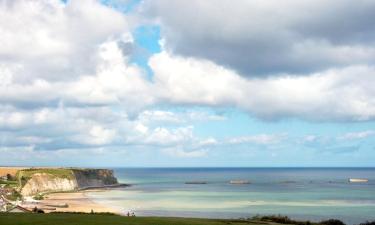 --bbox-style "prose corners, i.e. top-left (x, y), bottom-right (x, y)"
top-left (87, 168), bottom-right (375, 224)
